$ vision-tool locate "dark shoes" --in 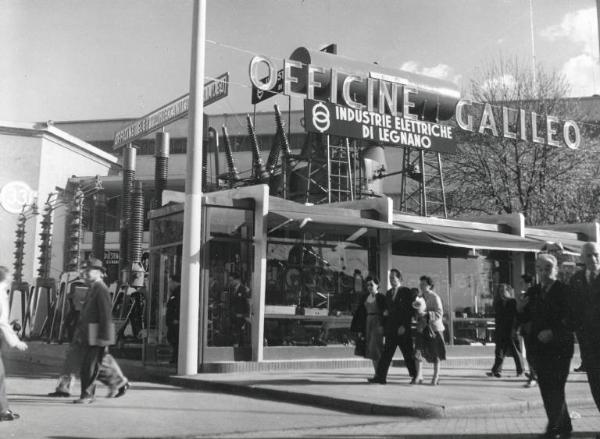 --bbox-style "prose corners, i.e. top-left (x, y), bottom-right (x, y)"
top-left (367, 377), bottom-right (386, 384)
top-left (108, 381), bottom-right (130, 398)
top-left (410, 377), bottom-right (423, 385)
top-left (48, 390), bottom-right (70, 397)
top-left (574, 364), bottom-right (586, 372)
top-left (486, 371), bottom-right (502, 378)
top-left (73, 397), bottom-right (95, 404)
top-left (0, 410), bottom-right (20, 421)
top-left (115, 382), bottom-right (130, 398)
